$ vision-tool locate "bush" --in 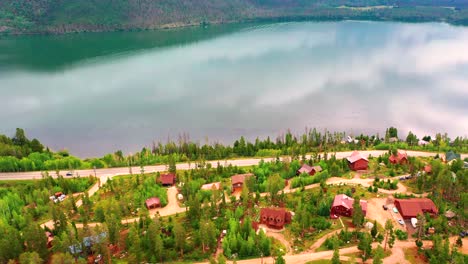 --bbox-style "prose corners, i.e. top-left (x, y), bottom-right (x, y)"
top-left (395, 230), bottom-right (408, 240)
